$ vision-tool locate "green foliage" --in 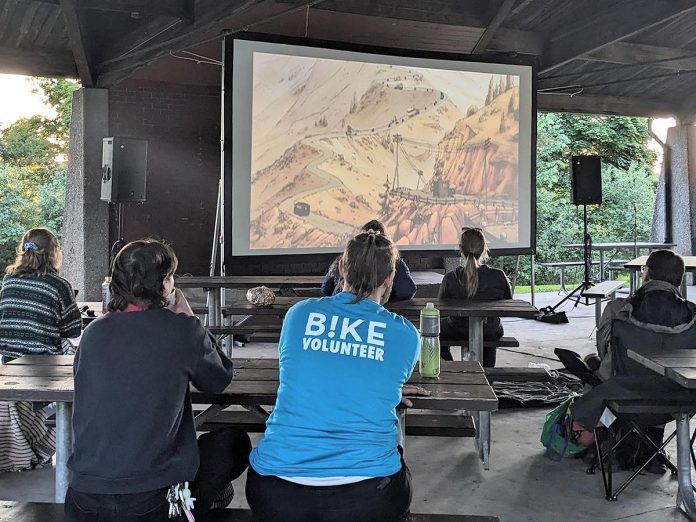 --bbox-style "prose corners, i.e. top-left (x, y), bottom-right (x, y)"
top-left (31, 78), bottom-right (79, 143)
top-left (490, 113), bottom-right (658, 286)
top-left (0, 116), bottom-right (59, 182)
top-left (0, 77), bottom-right (78, 271)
